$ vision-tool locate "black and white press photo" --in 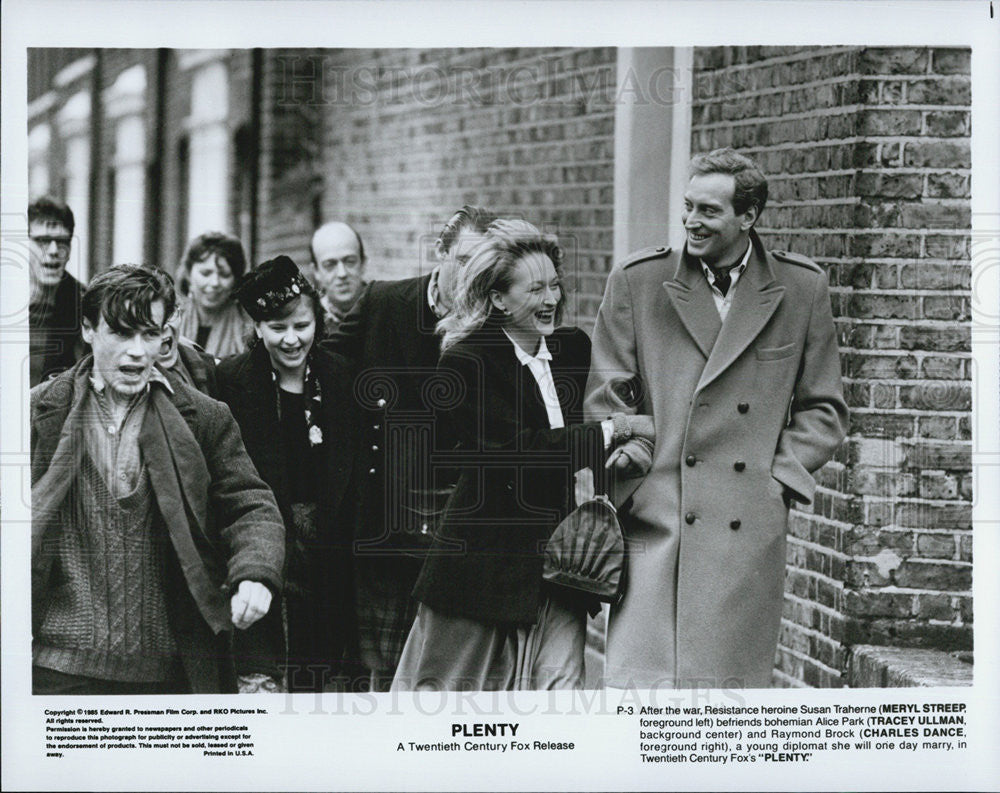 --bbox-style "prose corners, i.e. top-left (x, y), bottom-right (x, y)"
top-left (21, 42), bottom-right (975, 694)
top-left (2, 1), bottom-right (997, 791)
